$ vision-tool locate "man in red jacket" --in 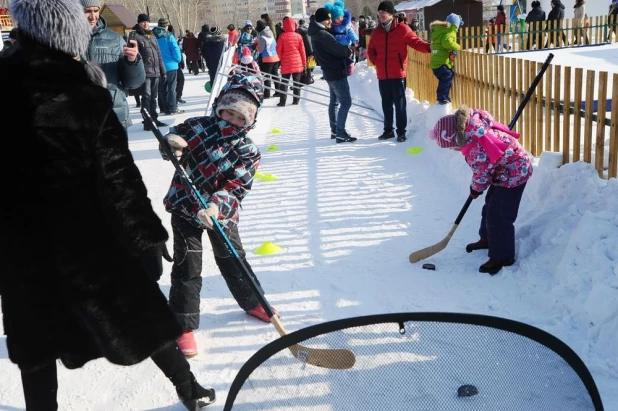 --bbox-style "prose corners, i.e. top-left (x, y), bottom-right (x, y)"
top-left (368, 1), bottom-right (431, 142)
